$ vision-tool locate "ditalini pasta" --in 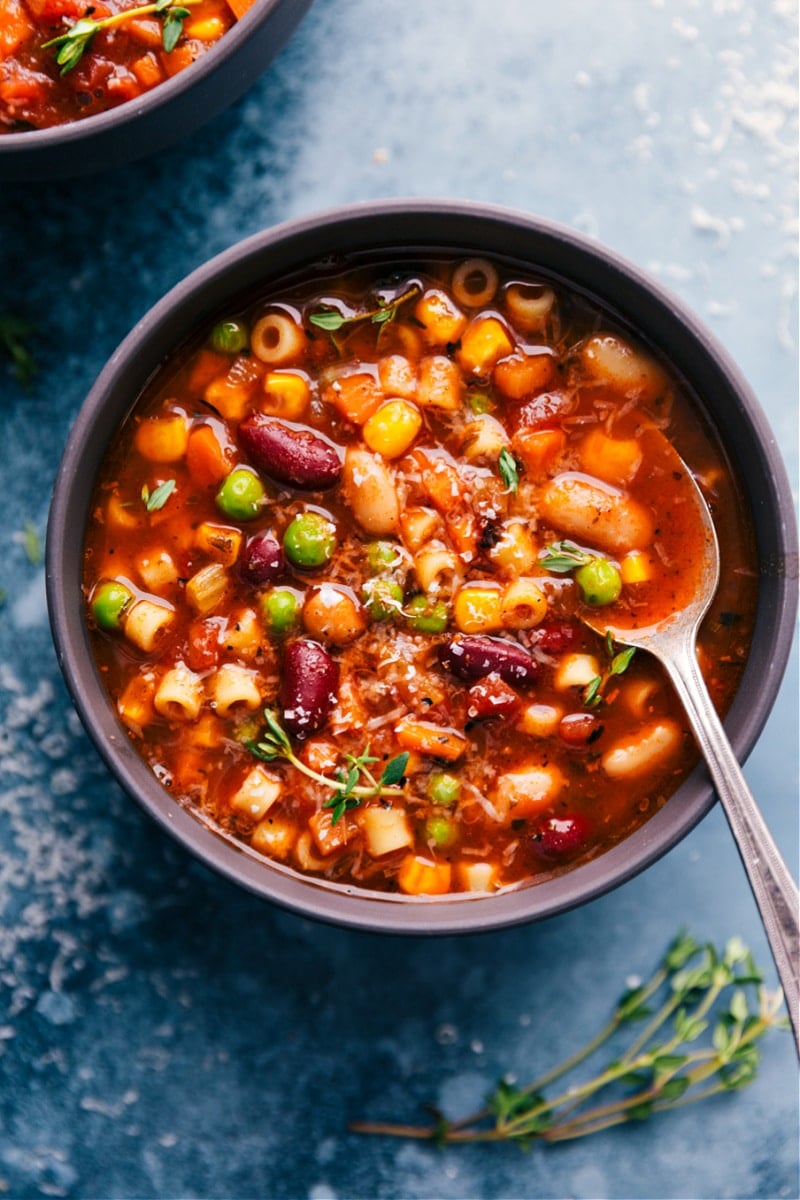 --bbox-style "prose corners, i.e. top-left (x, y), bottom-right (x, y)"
top-left (83, 255), bottom-right (757, 896)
